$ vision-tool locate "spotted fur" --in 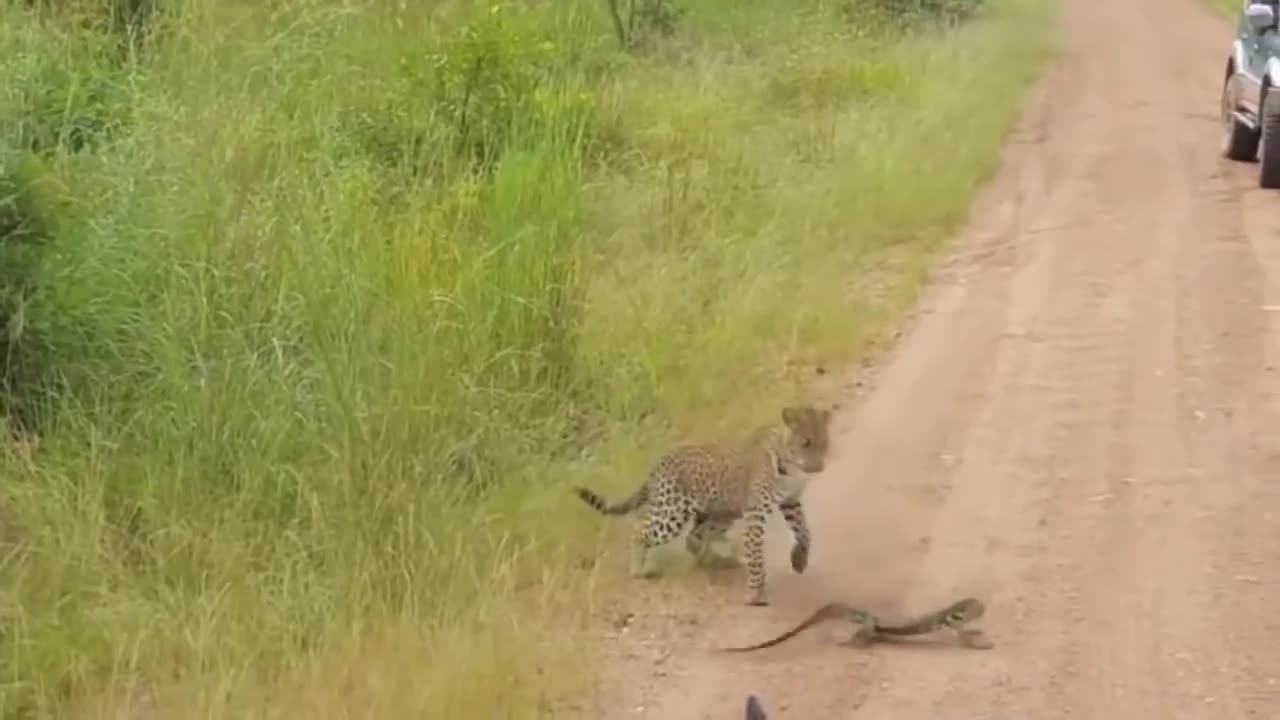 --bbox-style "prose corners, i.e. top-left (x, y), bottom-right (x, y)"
top-left (574, 405), bottom-right (832, 606)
